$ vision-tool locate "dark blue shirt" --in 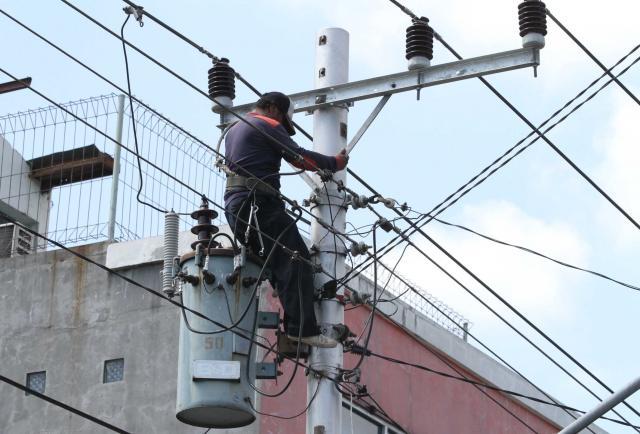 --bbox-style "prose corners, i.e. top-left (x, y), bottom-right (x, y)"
top-left (223, 113), bottom-right (337, 203)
